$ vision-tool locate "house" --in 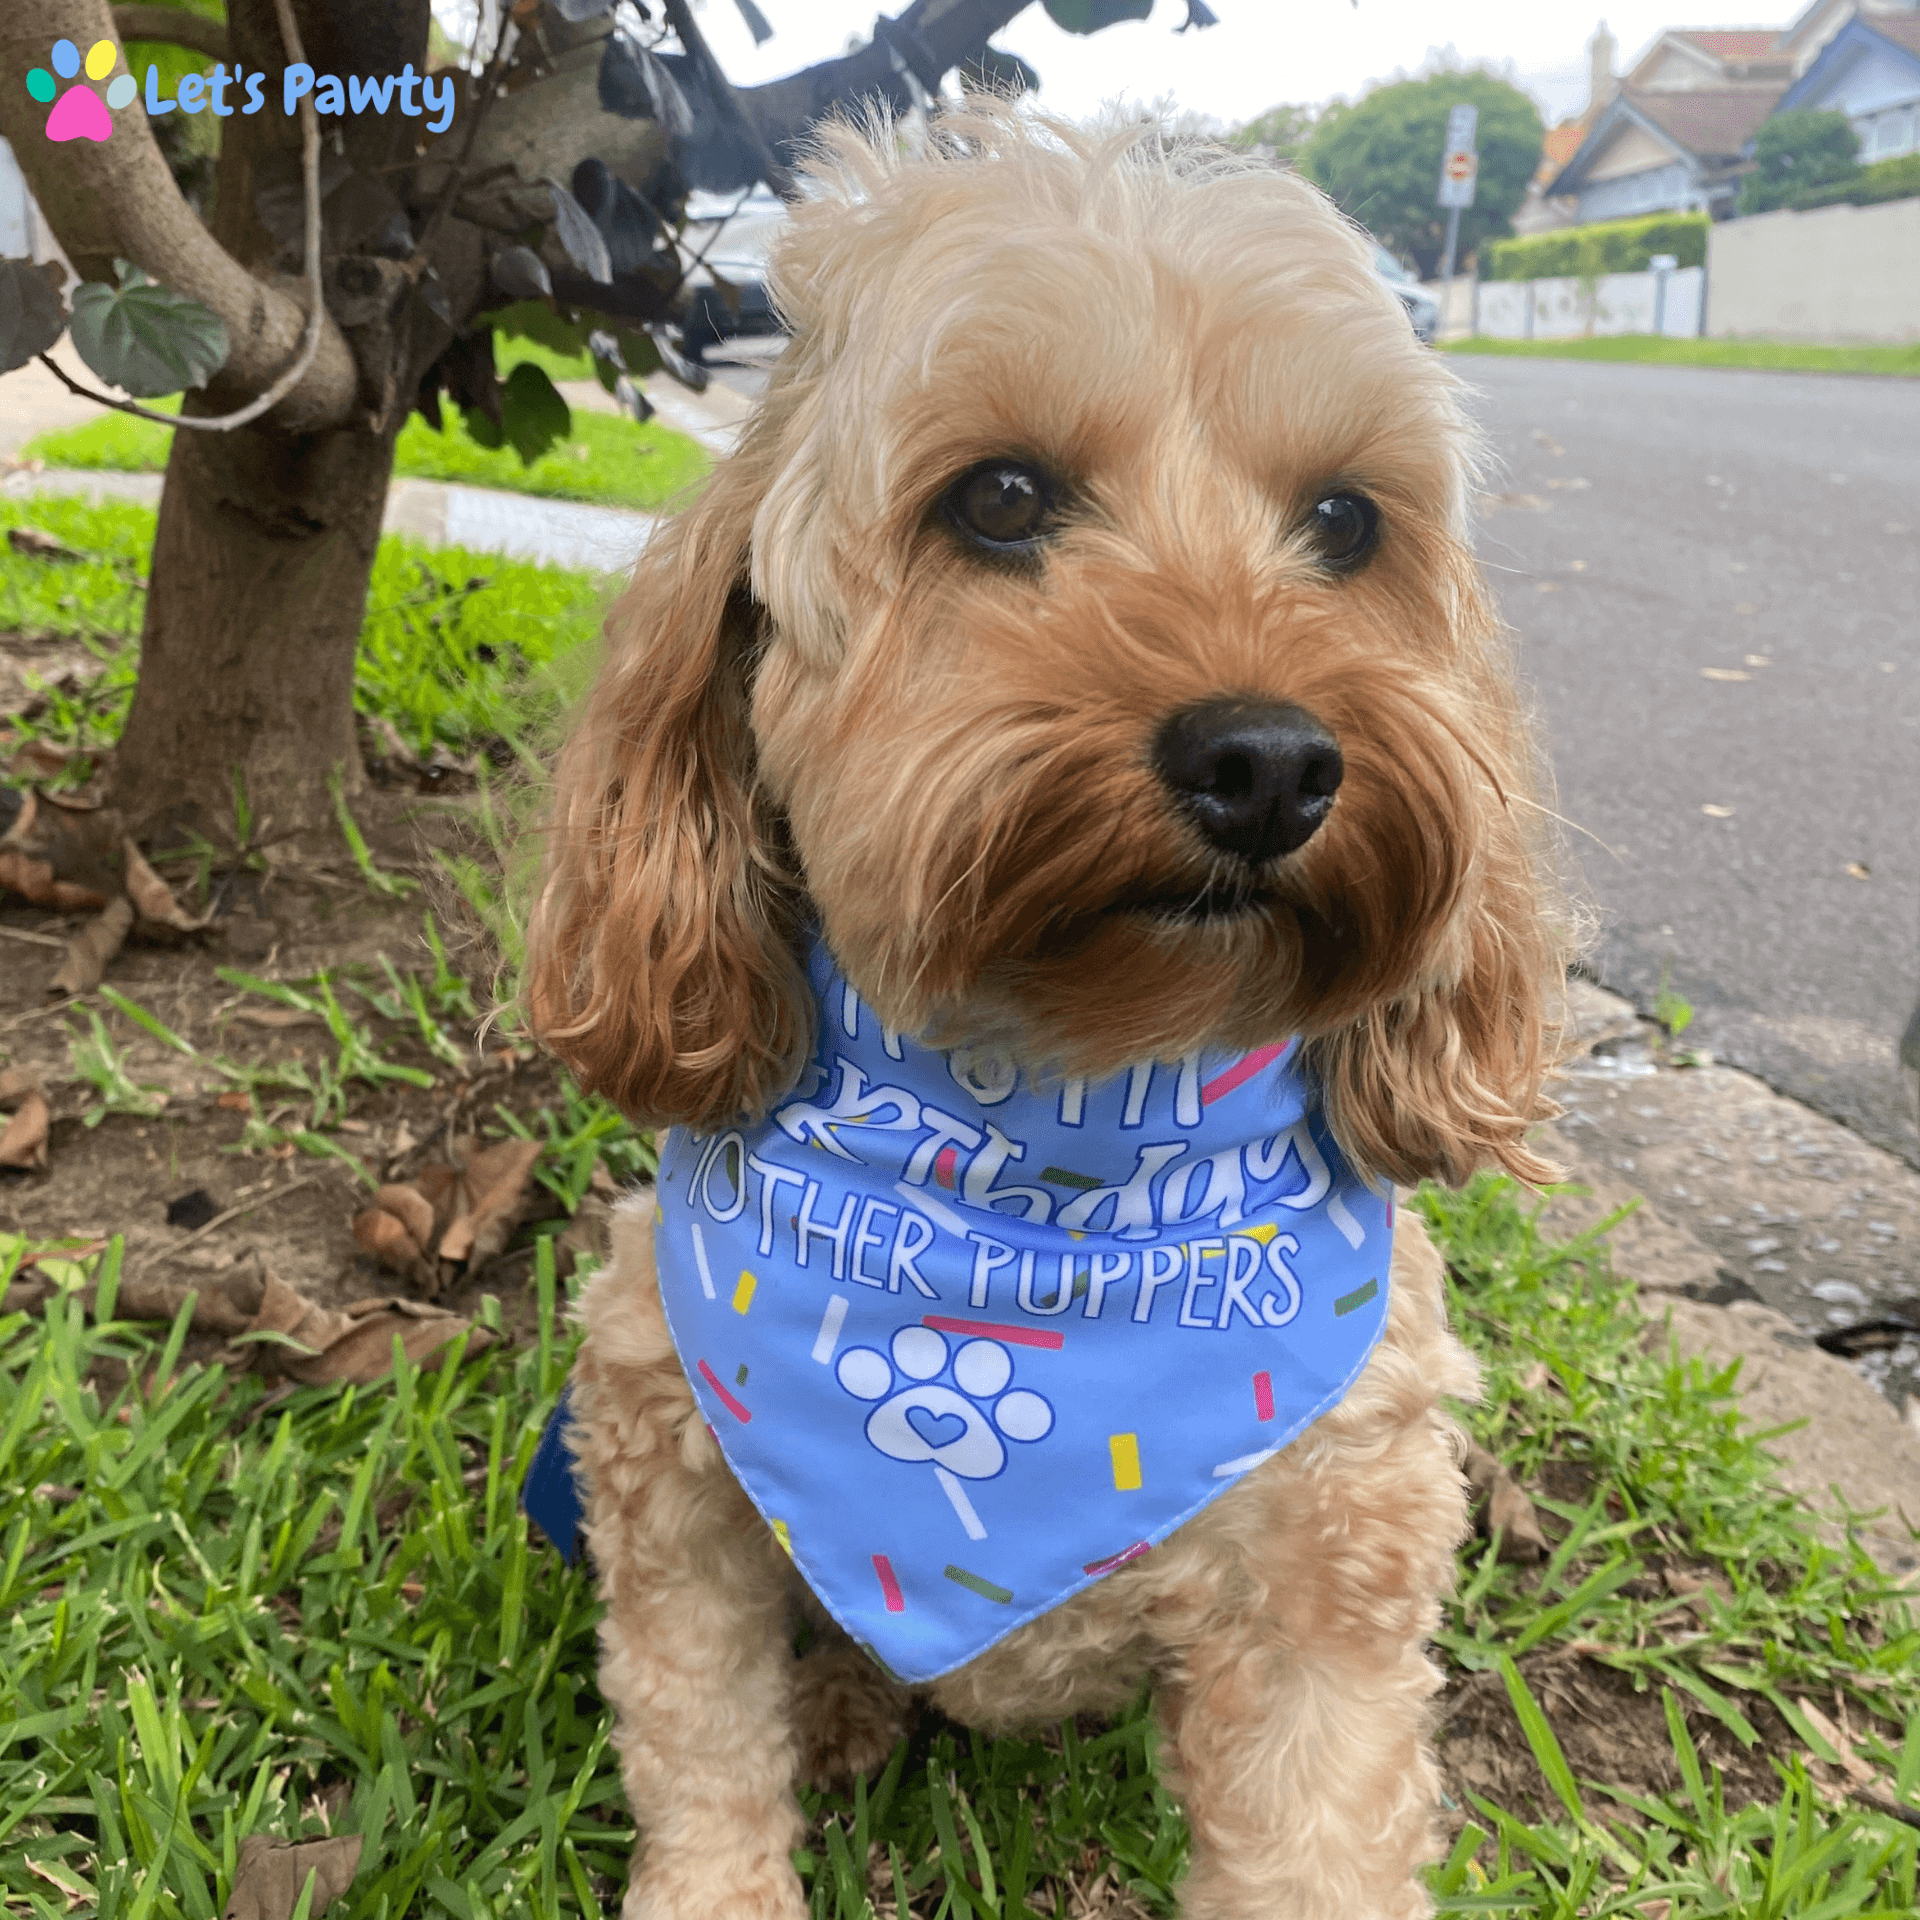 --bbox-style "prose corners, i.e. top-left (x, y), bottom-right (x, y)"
top-left (1543, 81), bottom-right (1786, 220)
top-left (1525, 19), bottom-right (1794, 230)
top-left (1624, 27), bottom-right (1794, 90)
top-left (1769, 6), bottom-right (1920, 159)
